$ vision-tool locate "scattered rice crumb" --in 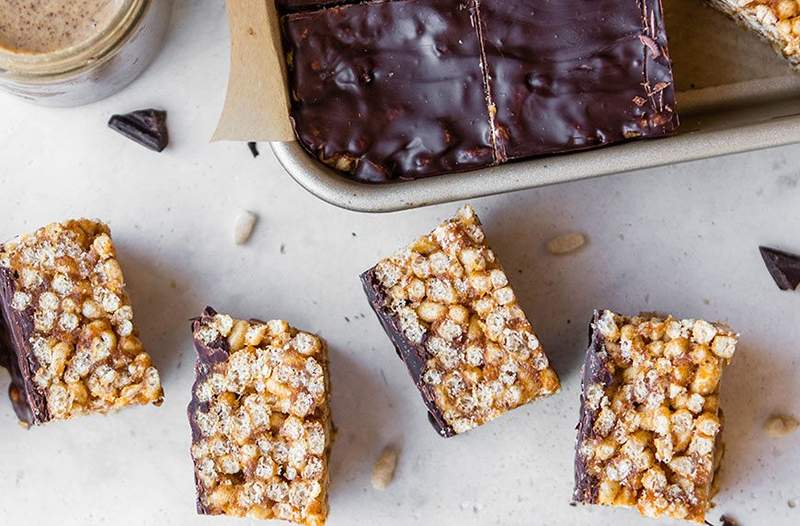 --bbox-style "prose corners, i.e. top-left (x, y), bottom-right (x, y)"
top-left (764, 414), bottom-right (799, 438)
top-left (546, 232), bottom-right (586, 255)
top-left (234, 210), bottom-right (258, 245)
top-left (371, 446), bottom-right (399, 490)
